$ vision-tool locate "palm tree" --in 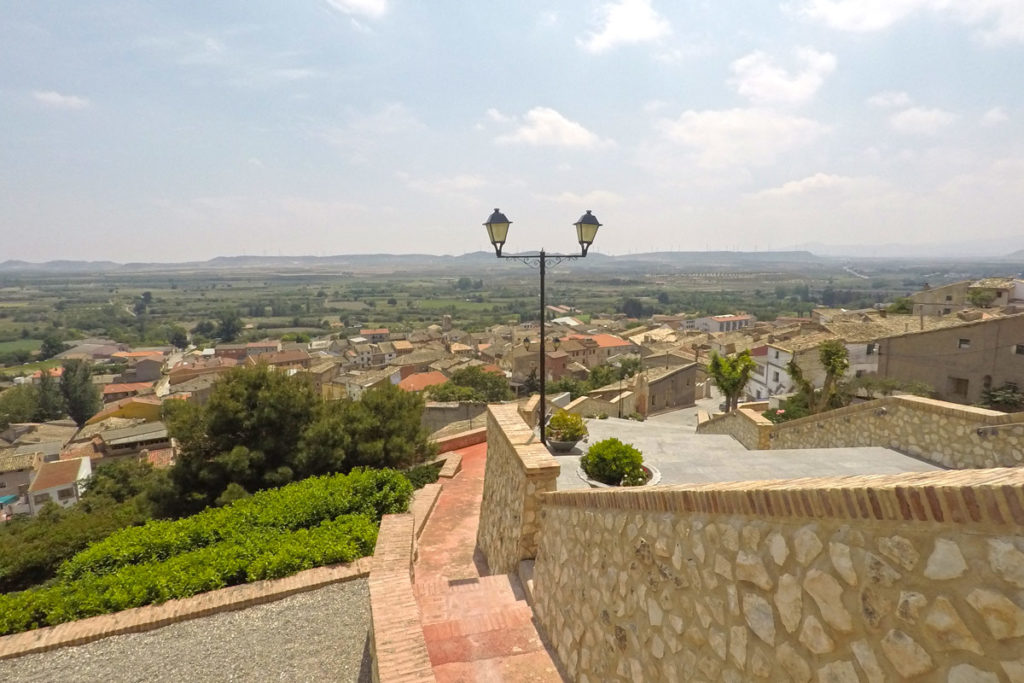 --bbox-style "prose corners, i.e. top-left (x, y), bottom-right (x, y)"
top-left (707, 350), bottom-right (757, 412)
